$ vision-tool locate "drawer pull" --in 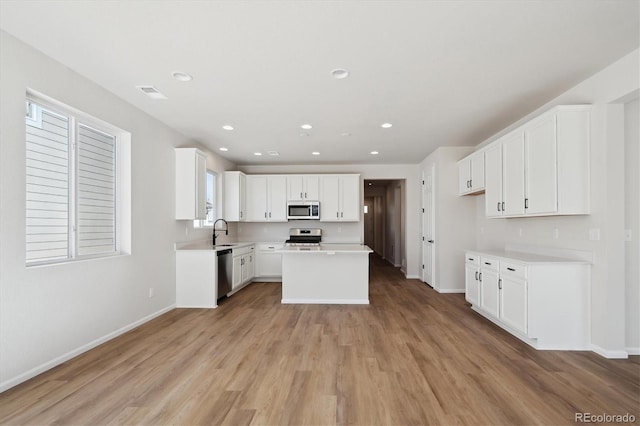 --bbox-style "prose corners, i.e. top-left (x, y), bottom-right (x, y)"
top-left (484, 262), bottom-right (491, 265)
top-left (507, 267), bottom-right (516, 272)
top-left (468, 257), bottom-right (474, 261)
